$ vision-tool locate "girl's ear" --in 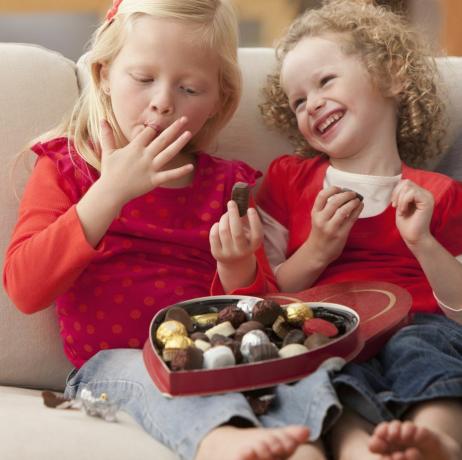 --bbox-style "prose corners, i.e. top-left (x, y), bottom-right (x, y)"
top-left (99, 62), bottom-right (110, 93)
